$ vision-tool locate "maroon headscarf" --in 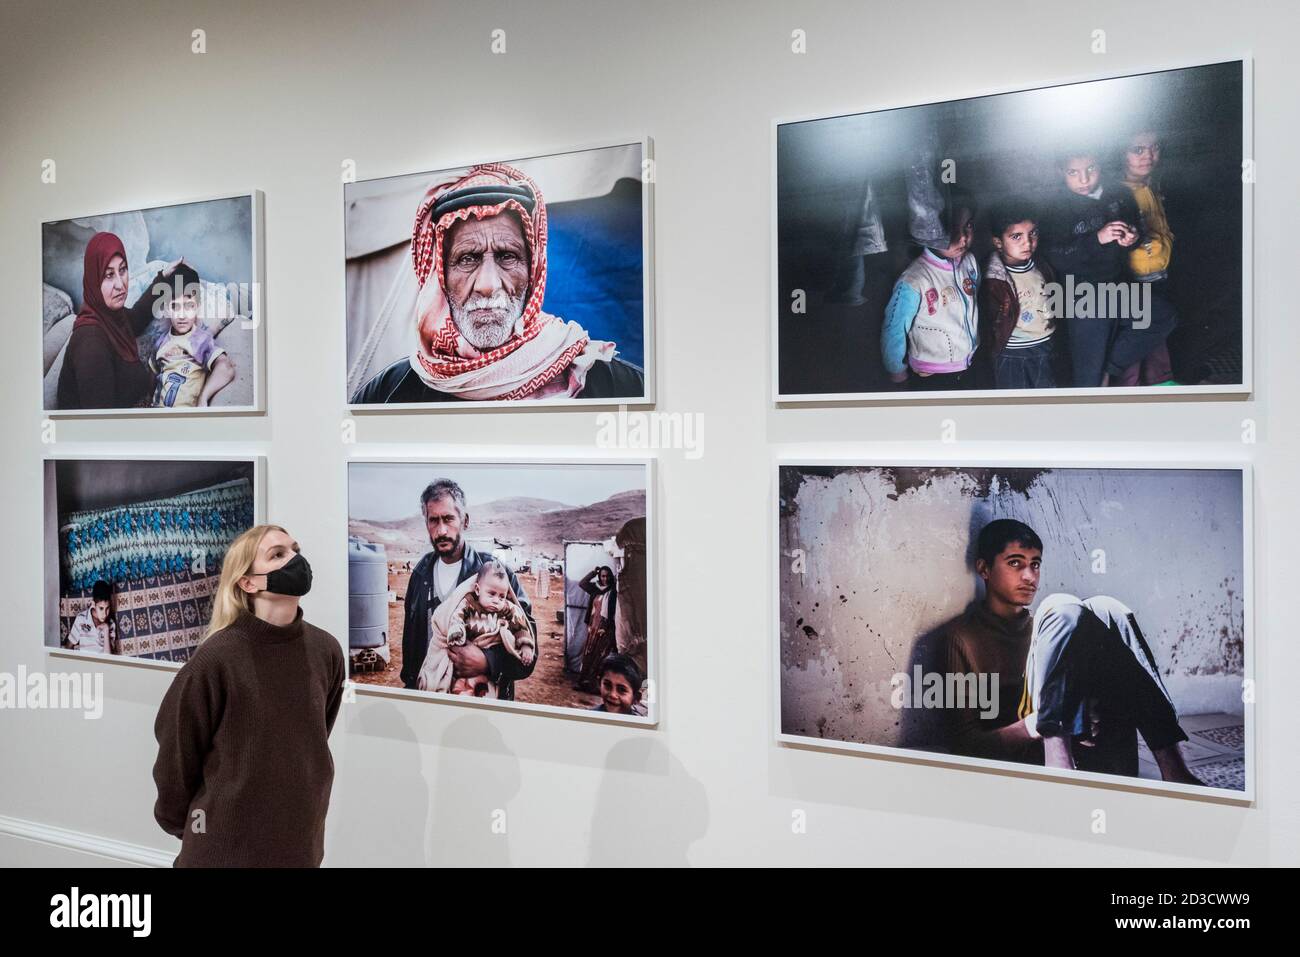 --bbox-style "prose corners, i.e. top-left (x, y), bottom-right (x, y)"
top-left (73, 231), bottom-right (141, 362)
